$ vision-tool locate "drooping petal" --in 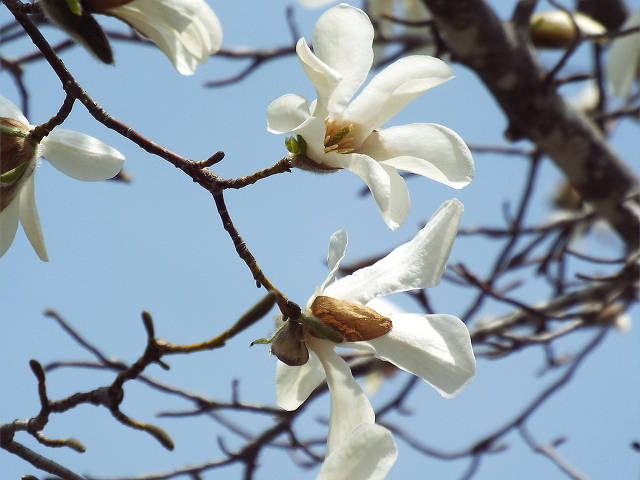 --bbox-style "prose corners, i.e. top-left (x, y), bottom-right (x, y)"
top-left (343, 55), bottom-right (455, 138)
top-left (378, 164), bottom-right (410, 230)
top-left (40, 129), bottom-right (124, 181)
top-left (266, 94), bottom-right (312, 134)
top-left (308, 337), bottom-right (375, 456)
top-left (311, 4), bottom-right (374, 115)
top-left (319, 229), bottom-right (348, 294)
top-left (0, 95), bottom-right (29, 125)
top-left (296, 38), bottom-right (343, 120)
top-left (0, 195), bottom-right (20, 258)
top-left (317, 423), bottom-right (398, 480)
top-left (340, 152), bottom-right (392, 215)
top-left (348, 313), bottom-right (475, 397)
top-left (606, 11), bottom-right (640, 98)
top-left (324, 198), bottom-right (463, 304)
top-left (18, 174), bottom-right (48, 261)
top-left (360, 123), bottom-right (474, 189)
top-left (275, 350), bottom-right (326, 411)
